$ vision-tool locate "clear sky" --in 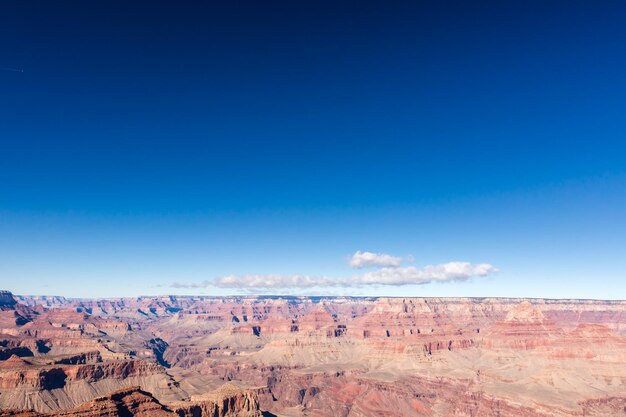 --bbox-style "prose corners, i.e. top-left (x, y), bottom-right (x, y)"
top-left (1, 1), bottom-right (625, 299)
